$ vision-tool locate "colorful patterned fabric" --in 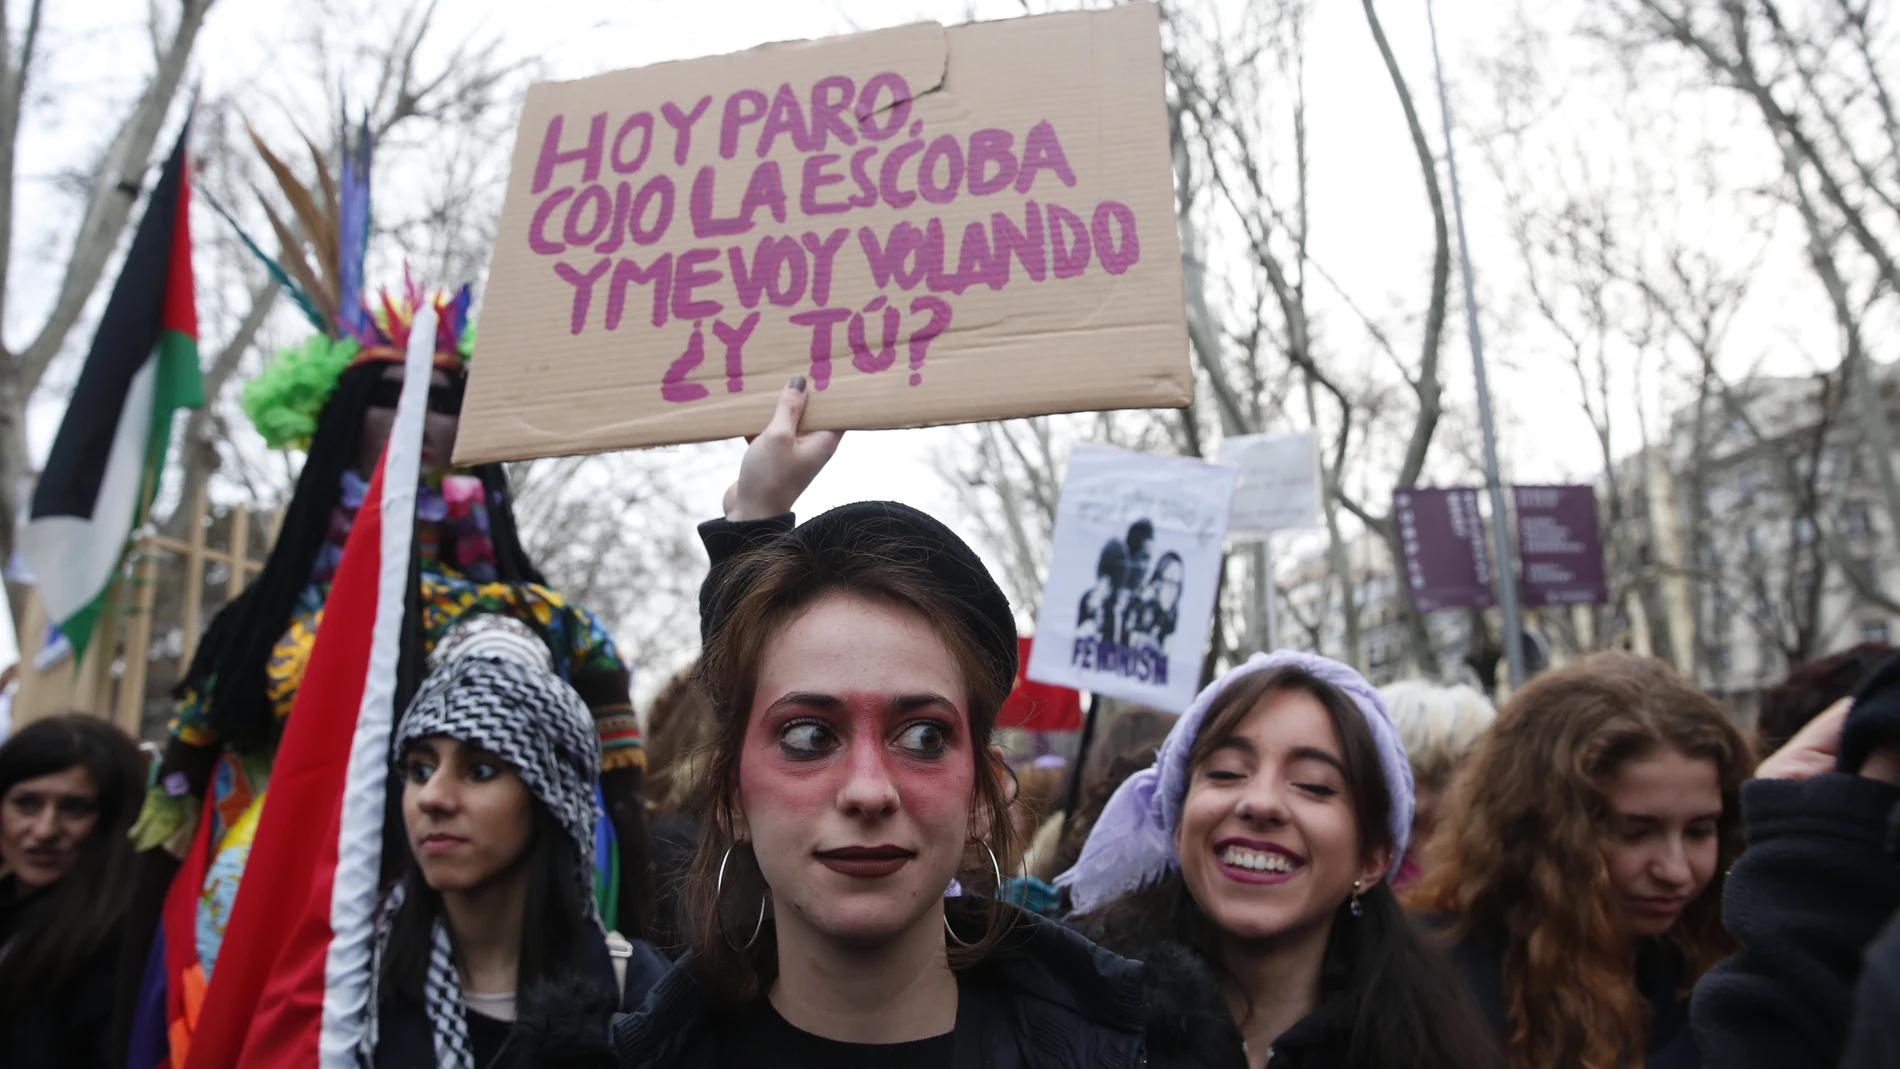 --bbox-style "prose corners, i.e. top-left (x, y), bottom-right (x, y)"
top-left (169, 572), bottom-right (623, 745)
top-left (312, 470), bottom-right (497, 586)
top-left (196, 791), bottom-right (264, 976)
top-left (594, 708), bottom-right (646, 772)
